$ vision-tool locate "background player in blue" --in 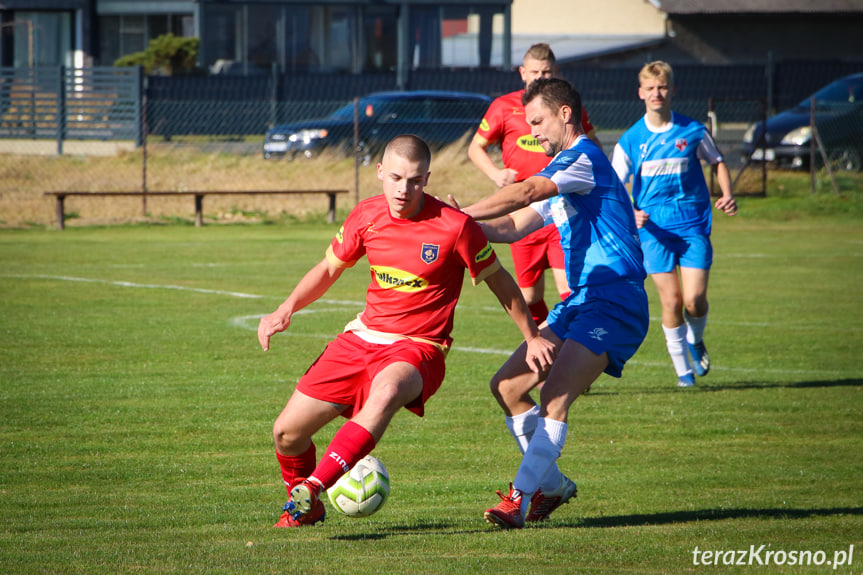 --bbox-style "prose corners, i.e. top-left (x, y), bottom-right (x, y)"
top-left (453, 78), bottom-right (649, 528)
top-left (611, 60), bottom-right (737, 388)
